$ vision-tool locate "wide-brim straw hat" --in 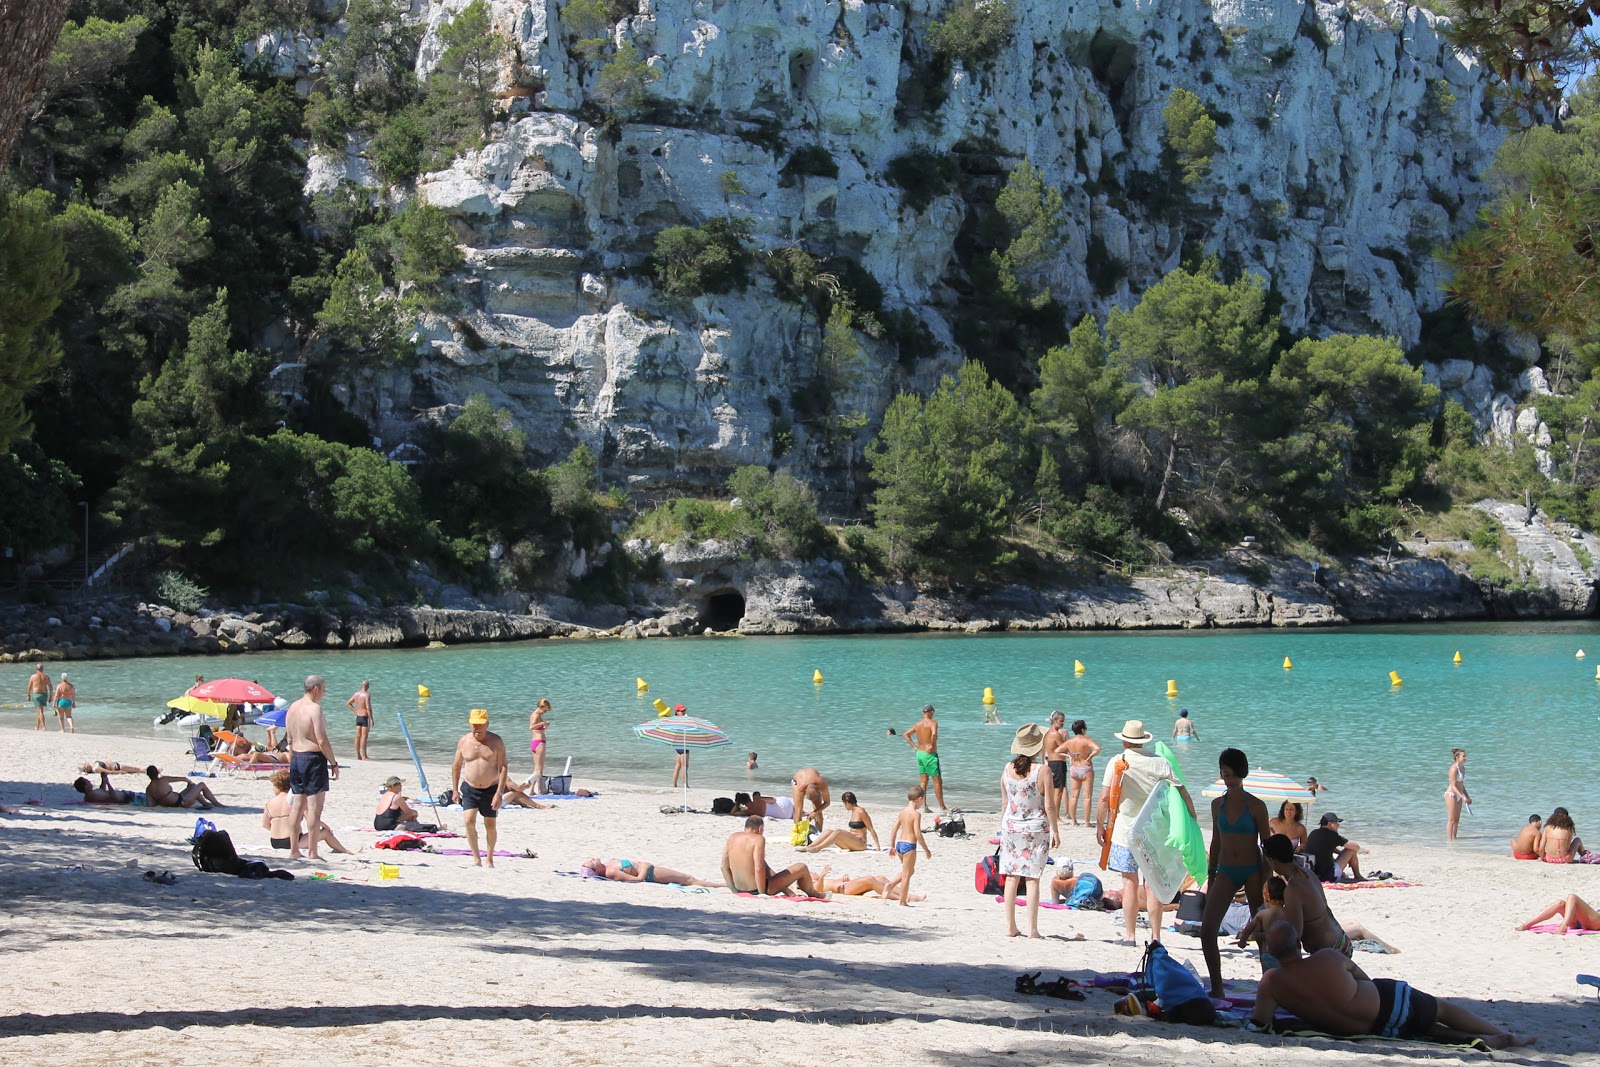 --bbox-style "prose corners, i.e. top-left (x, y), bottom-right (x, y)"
top-left (1115, 719), bottom-right (1154, 744)
top-left (1011, 723), bottom-right (1045, 756)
